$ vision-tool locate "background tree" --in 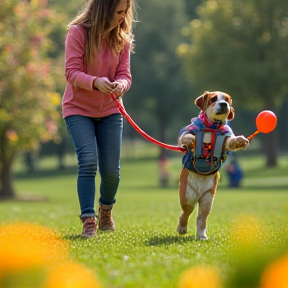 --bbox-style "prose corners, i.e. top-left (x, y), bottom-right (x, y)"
top-left (0, 0), bottom-right (66, 199)
top-left (177, 0), bottom-right (288, 166)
